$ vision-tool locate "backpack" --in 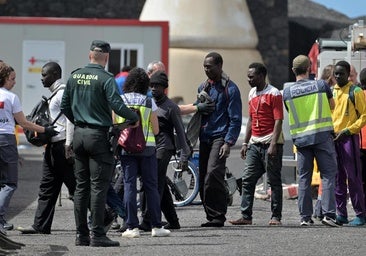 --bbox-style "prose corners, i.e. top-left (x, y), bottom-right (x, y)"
top-left (348, 84), bottom-right (360, 117)
top-left (118, 108), bottom-right (146, 153)
top-left (116, 96), bottom-right (152, 154)
top-left (349, 84), bottom-right (357, 106)
top-left (24, 89), bottom-right (63, 147)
